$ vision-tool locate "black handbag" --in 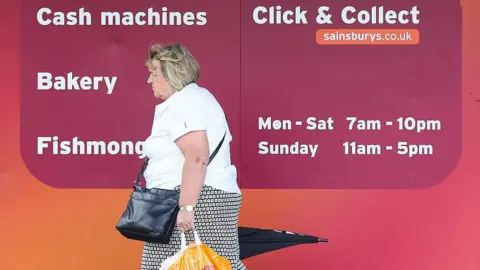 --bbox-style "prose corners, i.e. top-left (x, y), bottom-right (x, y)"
top-left (115, 132), bottom-right (226, 243)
